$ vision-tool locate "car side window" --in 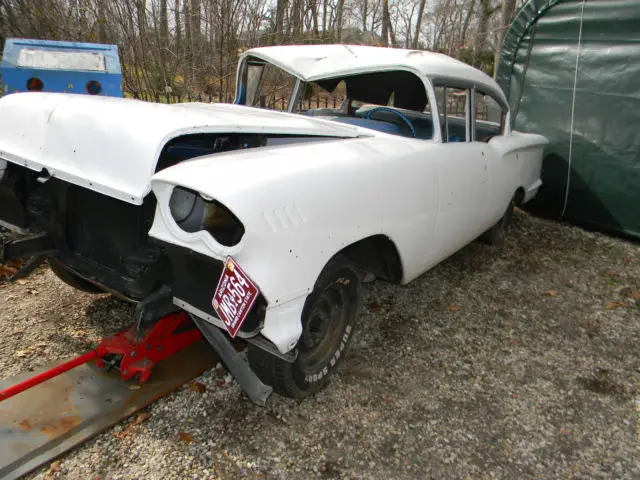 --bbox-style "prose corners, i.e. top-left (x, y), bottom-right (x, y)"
top-left (433, 86), bottom-right (470, 143)
top-left (475, 91), bottom-right (507, 141)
